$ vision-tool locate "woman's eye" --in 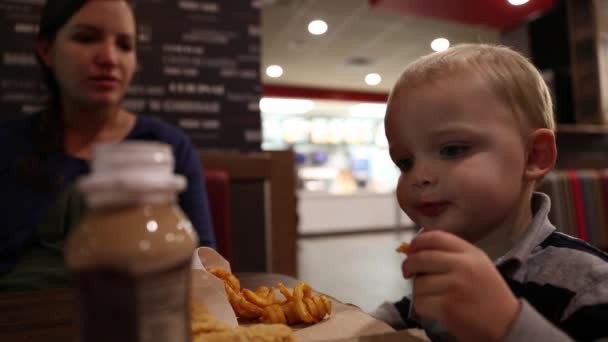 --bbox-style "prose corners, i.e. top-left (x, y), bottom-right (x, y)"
top-left (396, 158), bottom-right (414, 172)
top-left (117, 41), bottom-right (133, 52)
top-left (117, 37), bottom-right (134, 52)
top-left (72, 33), bottom-right (97, 43)
top-left (439, 145), bottom-right (470, 159)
